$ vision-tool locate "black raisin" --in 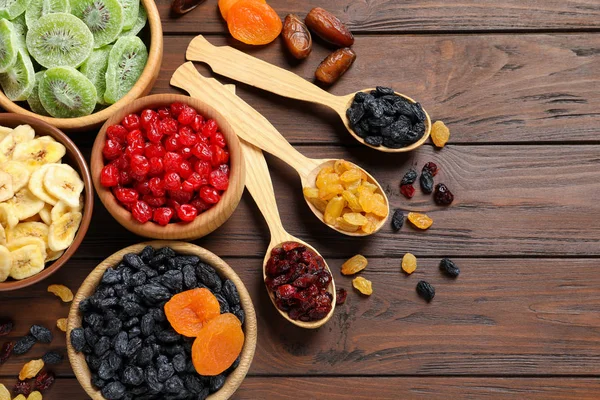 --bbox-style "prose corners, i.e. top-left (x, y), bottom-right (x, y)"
top-left (233, 307), bottom-right (245, 325)
top-left (94, 336), bottom-right (111, 356)
top-left (364, 136), bottom-right (383, 147)
top-left (440, 258), bottom-right (460, 277)
top-left (42, 351), bottom-right (63, 365)
top-left (149, 254), bottom-right (168, 269)
top-left (87, 354), bottom-right (101, 371)
top-left (91, 375), bottom-right (106, 389)
top-left (215, 293), bottom-right (229, 314)
top-left (0, 320), bottom-right (13, 336)
top-left (222, 280), bottom-right (240, 307)
top-left (30, 325), bottom-right (52, 343)
top-left (346, 102), bottom-right (364, 125)
top-left (156, 355), bottom-right (174, 382)
top-left (184, 375), bottom-right (203, 394)
top-left (114, 331), bottom-right (129, 356)
top-left (172, 354), bottom-right (186, 373)
top-left (164, 376), bottom-right (184, 394)
top-left (156, 247), bottom-right (176, 258)
top-left (401, 169), bottom-right (418, 186)
top-left (376, 86), bottom-right (395, 95)
top-left (70, 329), bottom-right (85, 352)
top-left (130, 271), bottom-right (147, 287)
top-left (416, 280), bottom-right (435, 302)
top-left (196, 264), bottom-right (222, 292)
top-left (141, 284), bottom-right (172, 303)
top-left (98, 360), bottom-right (115, 380)
top-left (156, 328), bottom-right (180, 343)
top-left (420, 171), bottom-right (434, 194)
top-left (161, 270), bottom-right (183, 293)
top-left (140, 314), bottom-right (155, 337)
top-left (128, 326), bottom-right (141, 339)
top-left (102, 318), bottom-right (122, 336)
top-left (209, 374), bottom-right (226, 393)
top-left (121, 301), bottom-right (146, 317)
top-left (126, 337), bottom-right (143, 357)
top-left (391, 209), bottom-right (404, 231)
top-left (102, 381), bottom-right (126, 400)
top-left (84, 327), bottom-right (99, 346)
top-left (124, 253), bottom-right (146, 270)
top-left (140, 246), bottom-right (155, 262)
top-left (145, 365), bottom-right (164, 394)
top-left (136, 346), bottom-right (154, 367)
top-left (102, 268), bottom-right (122, 285)
top-left (434, 183), bottom-right (454, 206)
top-left (182, 265), bottom-right (197, 290)
top-left (123, 317), bottom-right (139, 329)
top-left (108, 351), bottom-right (122, 371)
top-left (122, 365), bottom-right (145, 386)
